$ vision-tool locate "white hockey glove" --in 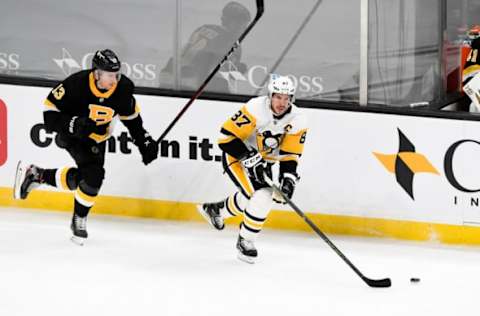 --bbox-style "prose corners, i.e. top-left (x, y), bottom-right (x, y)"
top-left (241, 150), bottom-right (268, 184)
